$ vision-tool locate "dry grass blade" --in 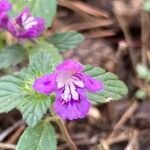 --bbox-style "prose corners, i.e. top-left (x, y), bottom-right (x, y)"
top-left (0, 120), bottom-right (24, 142)
top-left (0, 143), bottom-right (16, 149)
top-left (60, 19), bottom-right (113, 32)
top-left (125, 130), bottom-right (139, 150)
top-left (58, 0), bottom-right (109, 18)
top-left (113, 1), bottom-right (138, 73)
top-left (6, 125), bottom-right (26, 144)
top-left (109, 100), bottom-right (139, 138)
top-left (85, 29), bottom-right (116, 39)
top-left (141, 11), bottom-right (150, 66)
top-left (100, 131), bottom-right (130, 150)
